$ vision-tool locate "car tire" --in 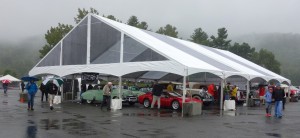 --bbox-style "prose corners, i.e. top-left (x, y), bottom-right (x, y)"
top-left (171, 100), bottom-right (180, 110)
top-left (86, 99), bottom-right (94, 104)
top-left (192, 95), bottom-right (201, 100)
top-left (143, 99), bottom-right (150, 108)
